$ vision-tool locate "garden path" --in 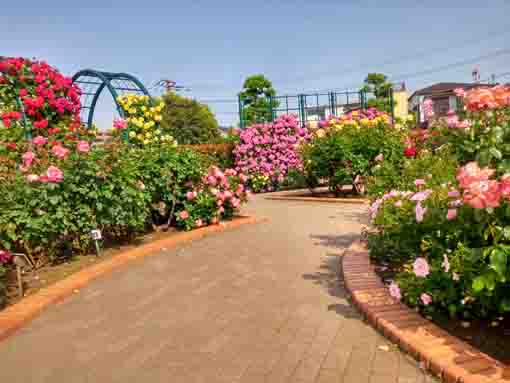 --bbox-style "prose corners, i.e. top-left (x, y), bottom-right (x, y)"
top-left (0, 196), bottom-right (436, 382)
